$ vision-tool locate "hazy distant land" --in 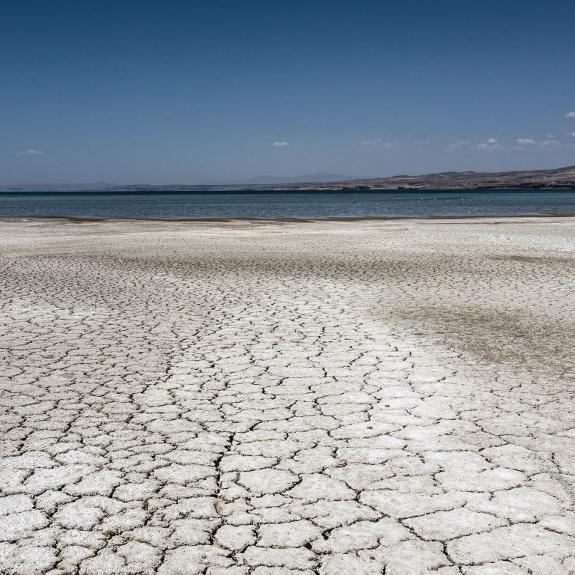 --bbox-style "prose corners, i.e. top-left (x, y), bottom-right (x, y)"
top-left (2, 164), bottom-right (575, 192)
